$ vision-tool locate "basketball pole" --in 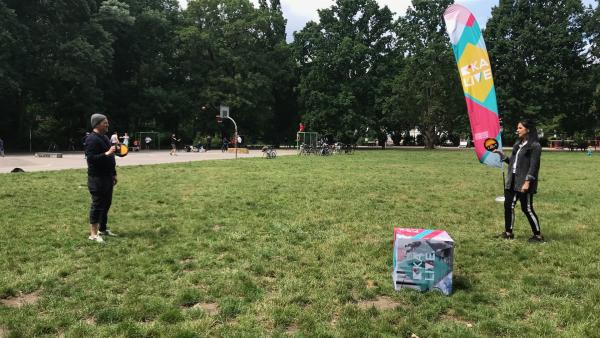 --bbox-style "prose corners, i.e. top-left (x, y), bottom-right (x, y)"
top-left (220, 115), bottom-right (238, 159)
